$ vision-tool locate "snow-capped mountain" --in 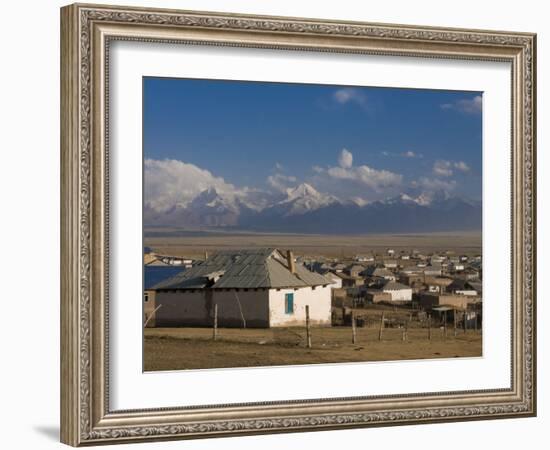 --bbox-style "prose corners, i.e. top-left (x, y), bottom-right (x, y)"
top-left (145, 185), bottom-right (481, 233)
top-left (263, 183), bottom-right (338, 217)
top-left (144, 187), bottom-right (247, 227)
top-left (188, 187), bottom-right (239, 214)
